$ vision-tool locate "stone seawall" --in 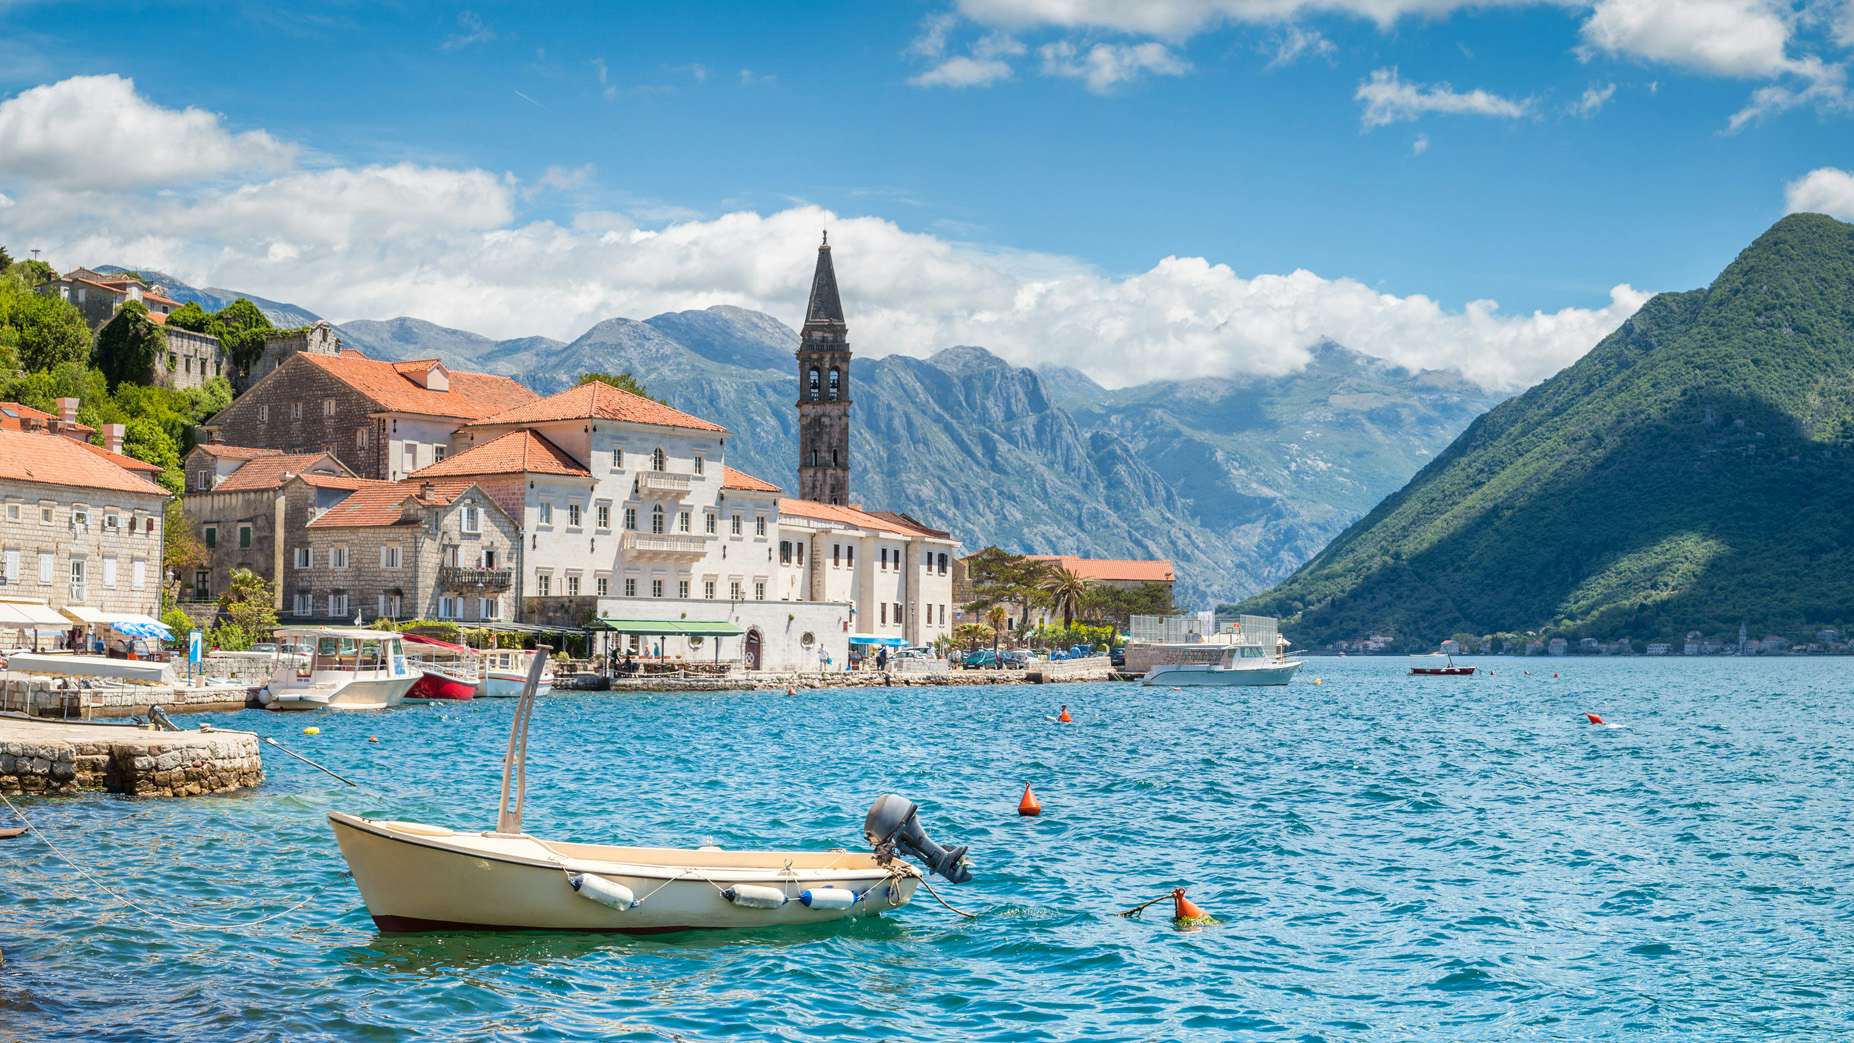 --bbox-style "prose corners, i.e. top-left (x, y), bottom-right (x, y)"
top-left (603, 661), bottom-right (1117, 693)
top-left (0, 719), bottom-right (262, 797)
